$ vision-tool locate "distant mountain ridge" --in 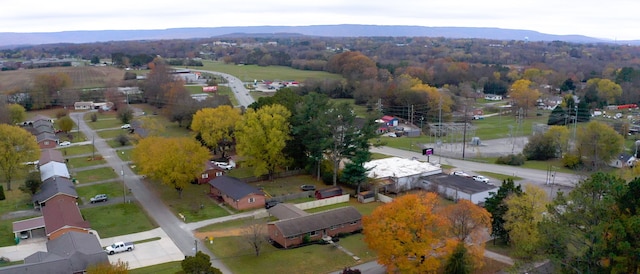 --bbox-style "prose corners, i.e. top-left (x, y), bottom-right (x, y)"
top-left (1, 24), bottom-right (638, 48)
